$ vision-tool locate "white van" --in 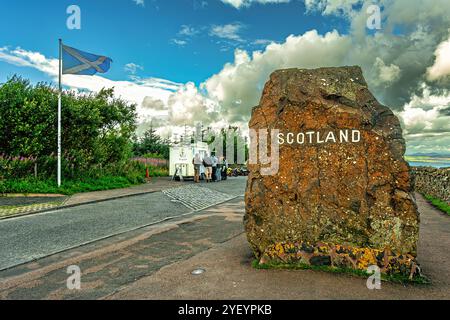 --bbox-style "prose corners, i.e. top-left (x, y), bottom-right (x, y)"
top-left (169, 142), bottom-right (209, 180)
